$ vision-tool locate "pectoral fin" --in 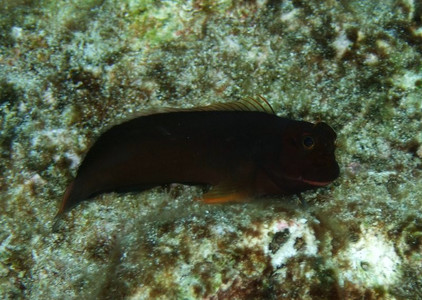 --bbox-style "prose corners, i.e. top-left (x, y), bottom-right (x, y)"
top-left (199, 182), bottom-right (251, 204)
